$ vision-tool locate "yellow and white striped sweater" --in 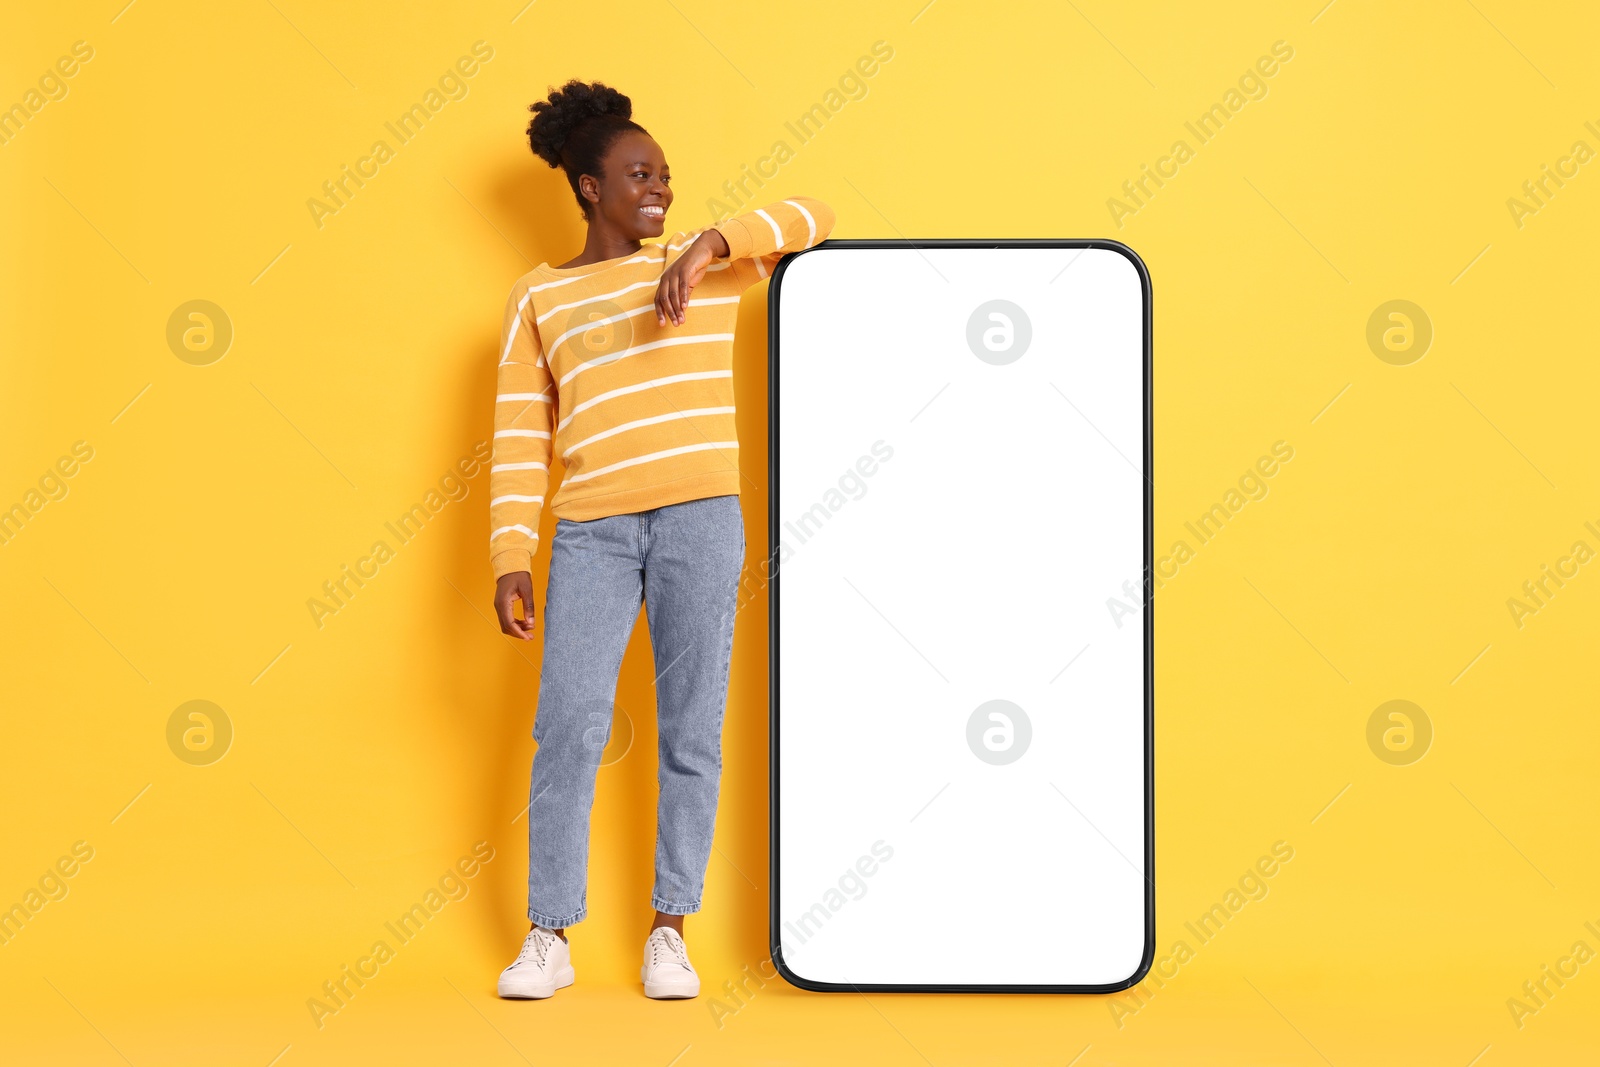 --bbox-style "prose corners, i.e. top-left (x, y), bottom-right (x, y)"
top-left (489, 196), bottom-right (835, 580)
